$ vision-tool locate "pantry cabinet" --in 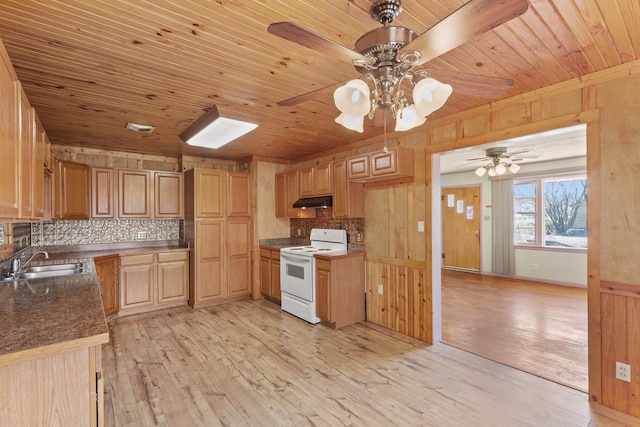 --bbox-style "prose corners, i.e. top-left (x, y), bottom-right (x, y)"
top-left (185, 168), bottom-right (252, 309)
top-left (260, 248), bottom-right (281, 304)
top-left (119, 250), bottom-right (189, 316)
top-left (315, 253), bottom-right (365, 329)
